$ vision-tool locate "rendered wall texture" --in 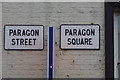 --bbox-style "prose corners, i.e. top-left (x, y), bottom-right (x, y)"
top-left (2, 2), bottom-right (105, 78)
top-left (0, 2), bottom-right (2, 79)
